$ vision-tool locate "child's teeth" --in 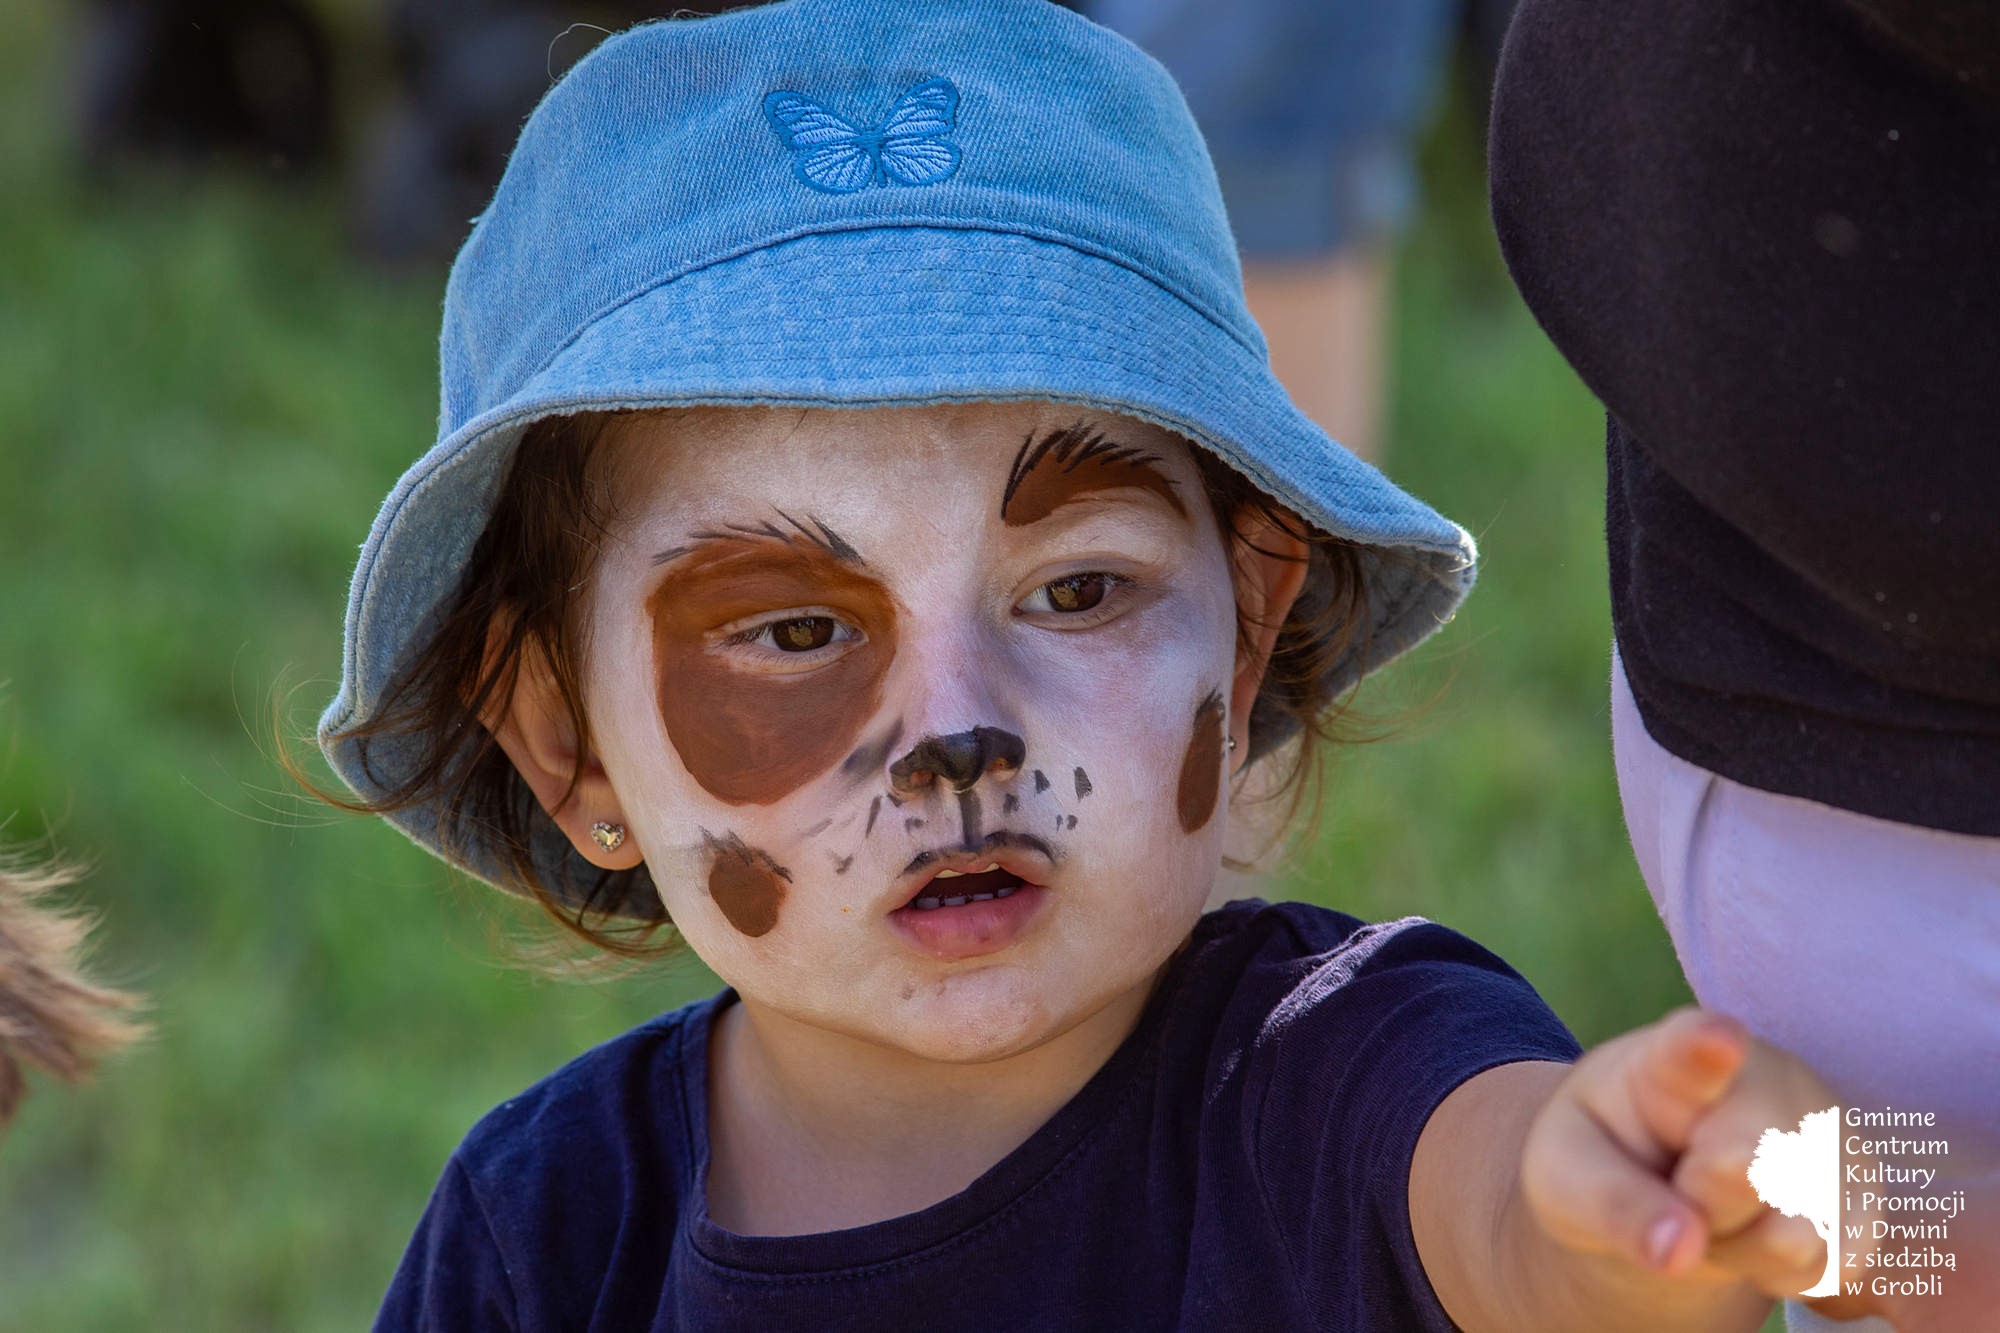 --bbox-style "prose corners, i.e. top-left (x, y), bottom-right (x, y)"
top-left (910, 879), bottom-right (1026, 911)
top-left (979, 863), bottom-right (999, 872)
top-left (933, 868), bottom-right (963, 878)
